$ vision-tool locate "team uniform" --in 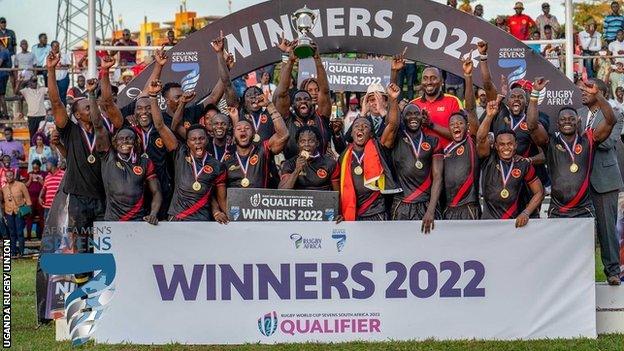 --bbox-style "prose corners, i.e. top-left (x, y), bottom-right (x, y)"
top-left (388, 130), bottom-right (443, 220)
top-left (280, 153), bottom-right (340, 190)
top-left (547, 130), bottom-right (596, 218)
top-left (481, 154), bottom-right (538, 219)
top-left (442, 137), bottom-right (481, 219)
top-left (99, 150), bottom-right (157, 221)
top-left (207, 137), bottom-right (234, 163)
top-left (162, 104), bottom-right (204, 129)
top-left (134, 125), bottom-right (172, 219)
top-left (284, 114), bottom-right (343, 159)
top-left (168, 144), bottom-right (226, 221)
top-left (58, 121), bottom-right (105, 249)
top-left (241, 109), bottom-right (275, 142)
top-left (410, 93), bottom-right (462, 148)
top-left (224, 140), bottom-right (273, 188)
